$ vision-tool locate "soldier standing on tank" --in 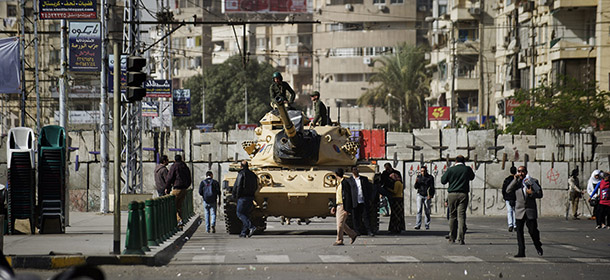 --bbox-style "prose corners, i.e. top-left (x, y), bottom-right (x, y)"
top-left (233, 160), bottom-right (258, 238)
top-left (269, 72), bottom-right (295, 106)
top-left (310, 91), bottom-right (328, 127)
